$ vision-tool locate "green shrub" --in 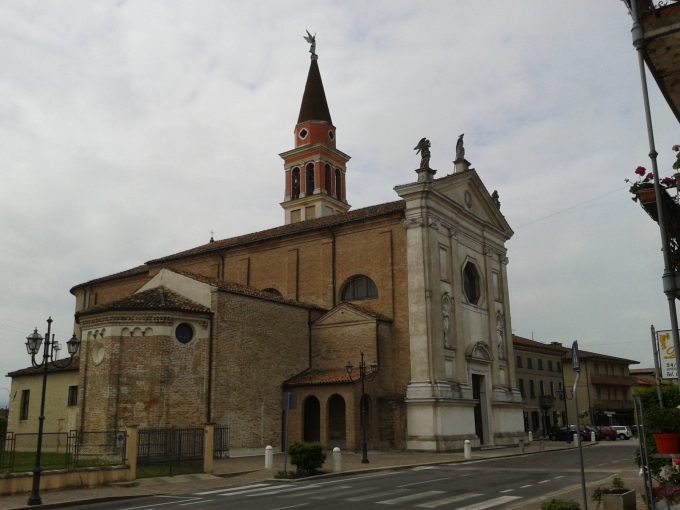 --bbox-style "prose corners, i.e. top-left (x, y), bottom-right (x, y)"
top-left (540, 498), bottom-right (580, 510)
top-left (635, 385), bottom-right (680, 475)
top-left (288, 442), bottom-right (326, 476)
top-left (0, 414), bottom-right (6, 453)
